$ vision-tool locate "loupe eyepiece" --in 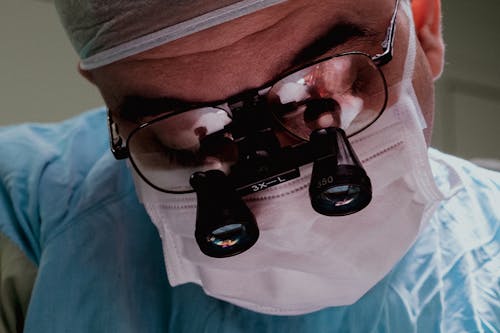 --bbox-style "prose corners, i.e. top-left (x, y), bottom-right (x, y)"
top-left (309, 127), bottom-right (372, 216)
top-left (190, 170), bottom-right (259, 258)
